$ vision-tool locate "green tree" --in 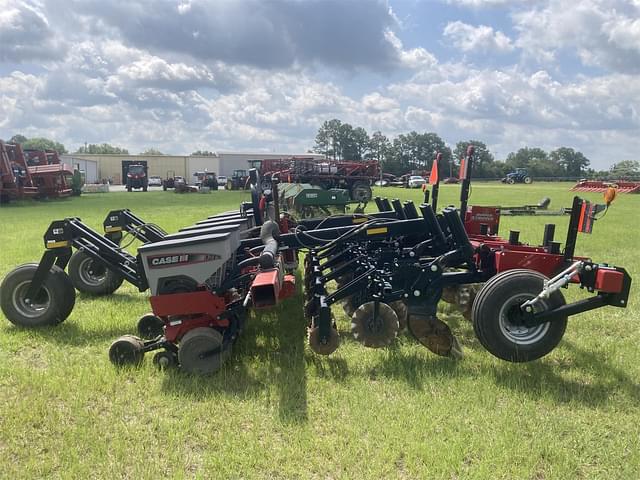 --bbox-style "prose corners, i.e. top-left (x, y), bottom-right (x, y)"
top-left (76, 143), bottom-right (129, 154)
top-left (391, 132), bottom-right (452, 177)
top-left (21, 137), bottom-right (67, 154)
top-left (610, 160), bottom-right (640, 178)
top-left (139, 148), bottom-right (166, 155)
top-left (191, 150), bottom-right (217, 156)
top-left (454, 140), bottom-right (494, 178)
top-left (314, 119), bottom-right (343, 159)
top-left (505, 147), bottom-right (548, 168)
top-left (9, 134), bottom-right (28, 144)
top-left (550, 147), bottom-right (590, 177)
